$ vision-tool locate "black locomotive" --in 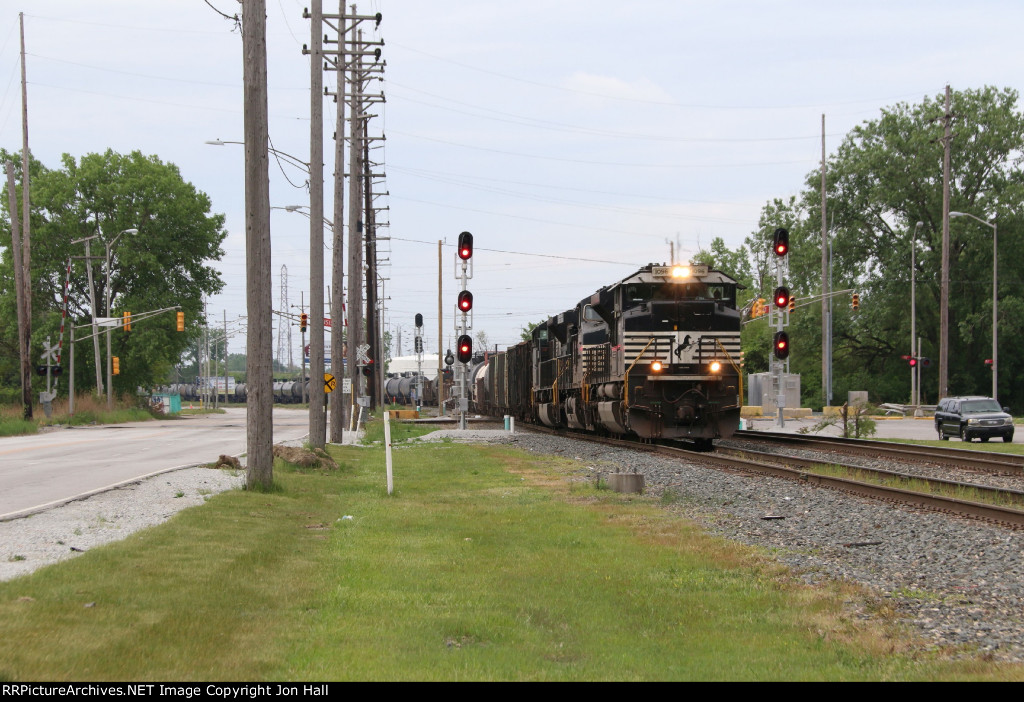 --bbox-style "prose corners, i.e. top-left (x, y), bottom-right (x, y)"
top-left (471, 263), bottom-right (742, 447)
